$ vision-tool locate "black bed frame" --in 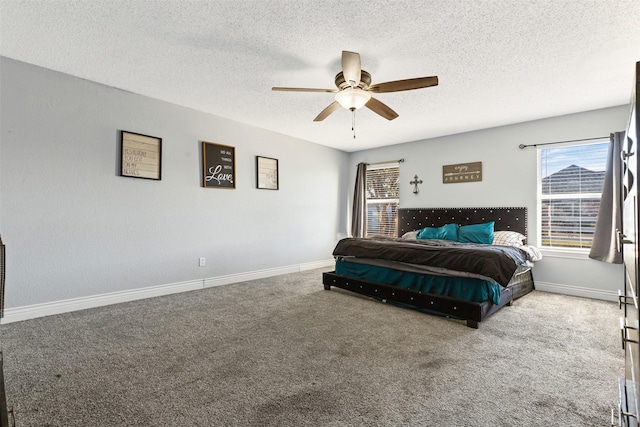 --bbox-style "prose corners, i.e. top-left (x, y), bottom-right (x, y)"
top-left (397, 207), bottom-right (527, 239)
top-left (322, 207), bottom-right (531, 328)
